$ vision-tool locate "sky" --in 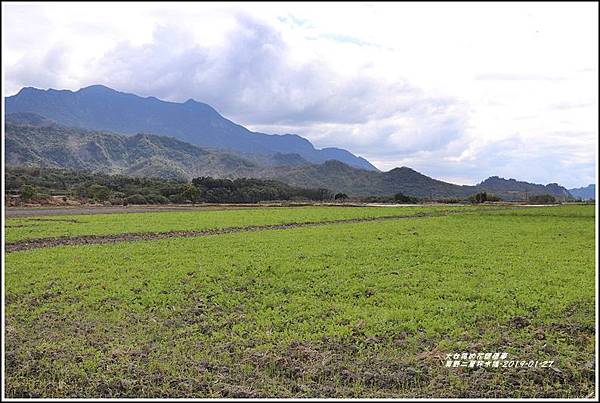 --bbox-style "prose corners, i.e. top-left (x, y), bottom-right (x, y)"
top-left (2, 2), bottom-right (598, 188)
